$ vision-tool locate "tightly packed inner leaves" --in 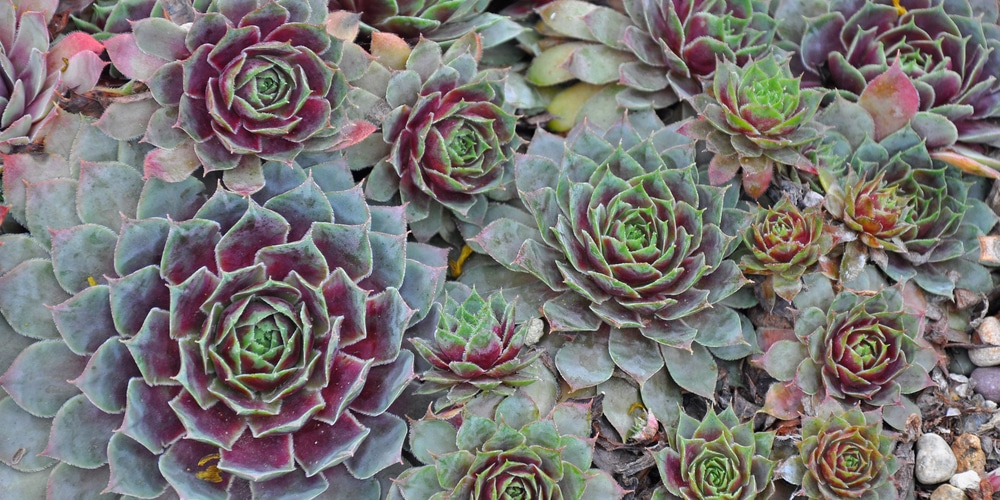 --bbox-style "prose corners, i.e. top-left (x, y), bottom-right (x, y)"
top-left (1, 0), bottom-right (1000, 499)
